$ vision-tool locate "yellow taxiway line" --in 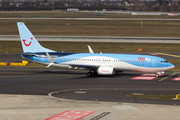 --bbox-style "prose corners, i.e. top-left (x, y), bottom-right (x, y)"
top-left (159, 73), bottom-right (176, 82)
top-left (156, 52), bottom-right (180, 58)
